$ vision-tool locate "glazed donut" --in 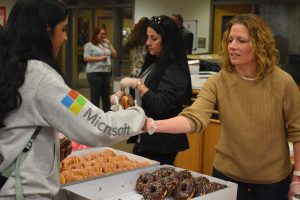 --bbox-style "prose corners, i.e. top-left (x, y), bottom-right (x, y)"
top-left (142, 181), bottom-right (167, 200)
top-left (69, 163), bottom-right (84, 170)
top-left (173, 178), bottom-right (196, 200)
top-left (60, 149), bottom-right (151, 184)
top-left (120, 94), bottom-right (135, 109)
top-left (136, 173), bottom-right (156, 194)
top-left (60, 170), bottom-right (85, 183)
top-left (102, 149), bottom-right (116, 157)
top-left (60, 174), bottom-right (66, 184)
